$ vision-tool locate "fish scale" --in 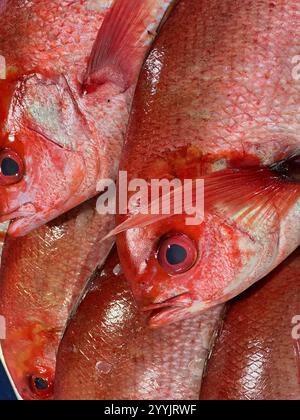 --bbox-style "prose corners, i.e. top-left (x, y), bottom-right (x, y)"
top-left (200, 247), bottom-right (300, 400)
top-left (54, 247), bottom-right (224, 400)
top-left (0, 0), bottom-right (177, 399)
top-left (0, 198), bottom-right (114, 400)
